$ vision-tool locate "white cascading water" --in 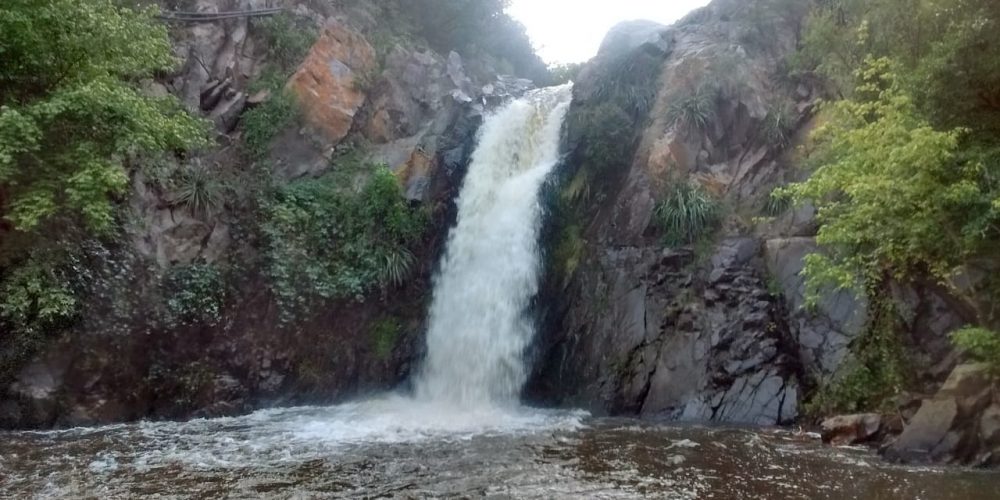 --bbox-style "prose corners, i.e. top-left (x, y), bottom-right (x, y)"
top-left (415, 84), bottom-right (573, 408)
